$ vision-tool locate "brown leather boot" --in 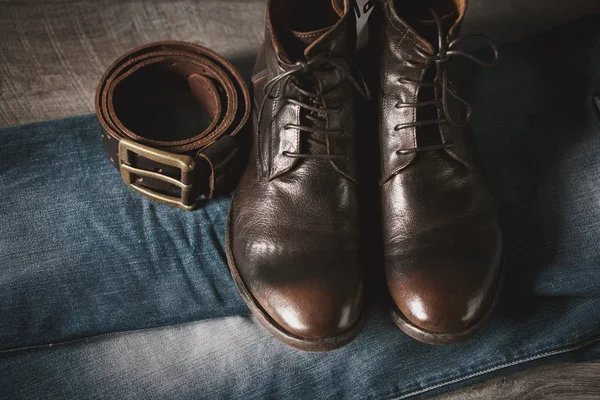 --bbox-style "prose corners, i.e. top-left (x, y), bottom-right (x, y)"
top-left (369, 0), bottom-right (504, 344)
top-left (226, 0), bottom-right (369, 351)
